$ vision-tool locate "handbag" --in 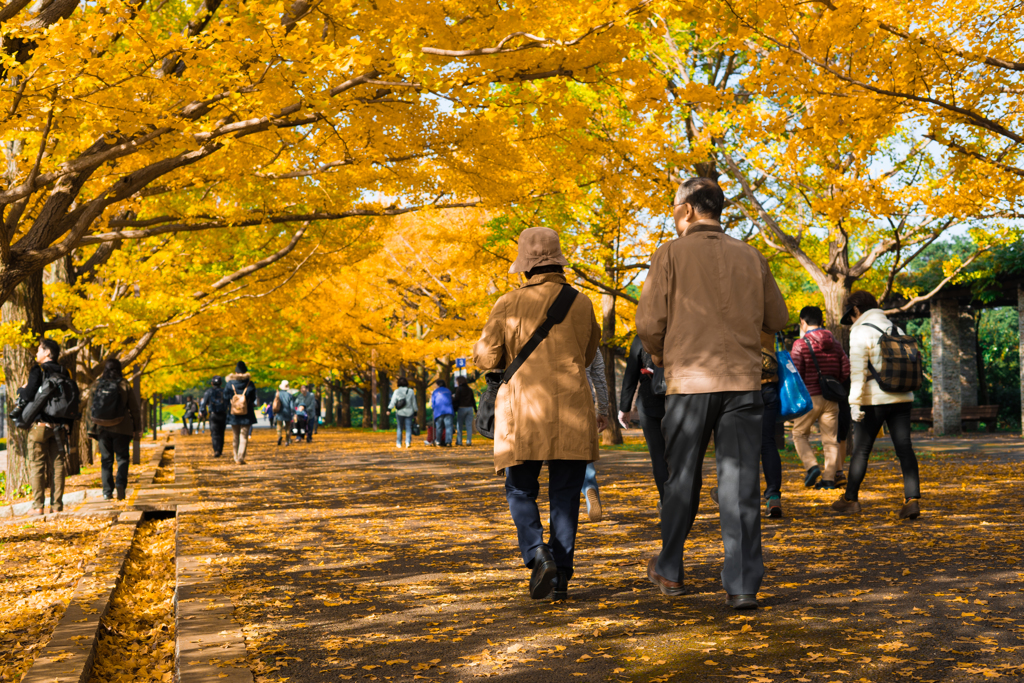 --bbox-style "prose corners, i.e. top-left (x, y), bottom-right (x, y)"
top-left (776, 348), bottom-right (813, 421)
top-left (801, 338), bottom-right (848, 403)
top-left (476, 284), bottom-right (579, 440)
